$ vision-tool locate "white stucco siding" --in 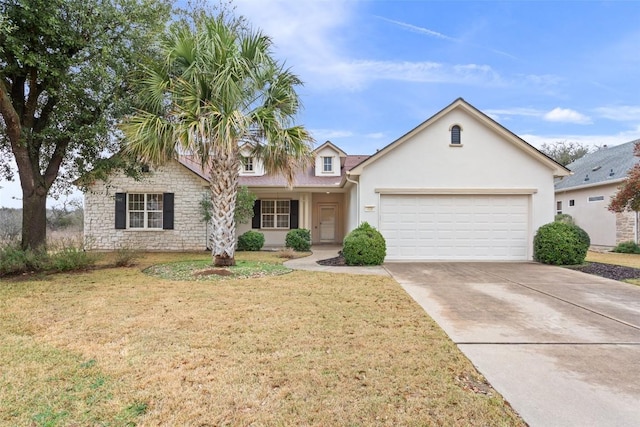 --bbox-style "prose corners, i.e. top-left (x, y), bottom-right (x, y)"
top-left (357, 108), bottom-right (556, 260)
top-left (555, 183), bottom-right (630, 247)
top-left (84, 161), bottom-right (209, 251)
top-left (314, 146), bottom-right (341, 177)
